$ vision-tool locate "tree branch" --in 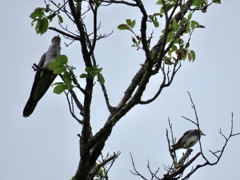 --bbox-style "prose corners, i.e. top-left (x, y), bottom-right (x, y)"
top-left (102, 0), bottom-right (138, 6)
